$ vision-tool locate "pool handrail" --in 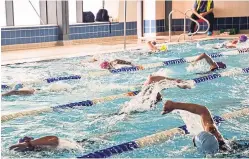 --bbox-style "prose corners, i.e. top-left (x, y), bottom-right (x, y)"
top-left (178, 9), bottom-right (210, 42)
top-left (169, 9), bottom-right (200, 42)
